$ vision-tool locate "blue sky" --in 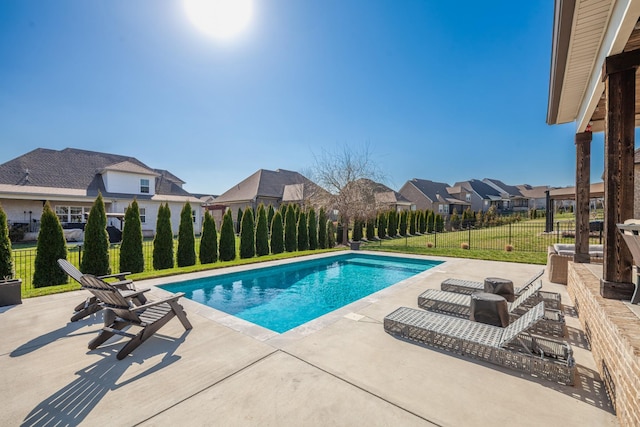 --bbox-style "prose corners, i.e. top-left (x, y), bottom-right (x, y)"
top-left (0, 1), bottom-right (599, 195)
